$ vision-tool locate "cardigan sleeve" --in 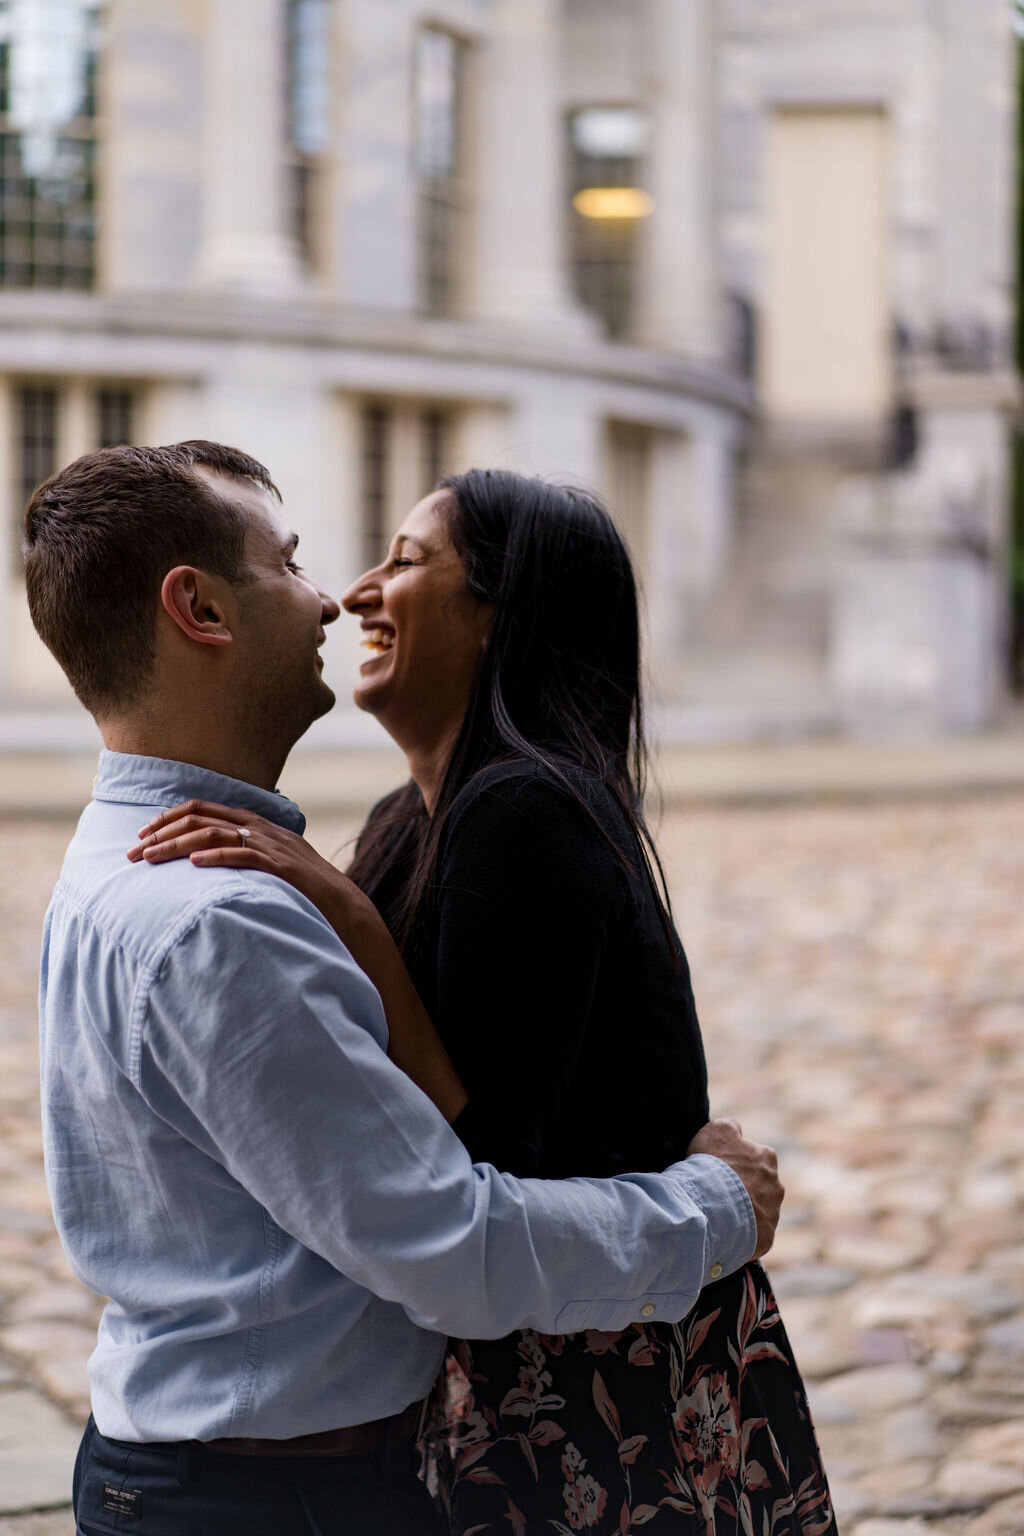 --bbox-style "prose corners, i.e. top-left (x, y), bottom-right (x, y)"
top-left (435, 768), bottom-right (636, 1174)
